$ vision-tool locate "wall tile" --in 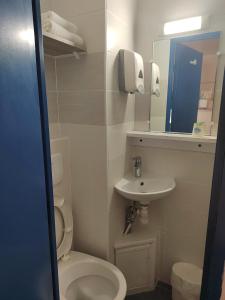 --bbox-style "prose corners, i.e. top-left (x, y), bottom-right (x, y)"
top-left (68, 10), bottom-right (106, 54)
top-left (134, 93), bottom-right (150, 125)
top-left (49, 123), bottom-right (61, 139)
top-left (47, 91), bottom-right (58, 123)
top-left (106, 52), bottom-right (119, 91)
top-left (44, 56), bottom-right (57, 91)
top-left (107, 122), bottom-right (134, 161)
top-left (40, 0), bottom-right (52, 13)
top-left (107, 11), bottom-right (134, 54)
top-left (58, 90), bottom-right (105, 125)
top-left (56, 53), bottom-right (105, 91)
top-left (159, 179), bottom-right (211, 282)
top-left (52, 0), bottom-right (105, 18)
top-left (106, 91), bottom-right (135, 125)
top-left (60, 123), bottom-right (108, 258)
top-left (106, 0), bottom-right (137, 27)
top-left (133, 146), bottom-right (215, 186)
